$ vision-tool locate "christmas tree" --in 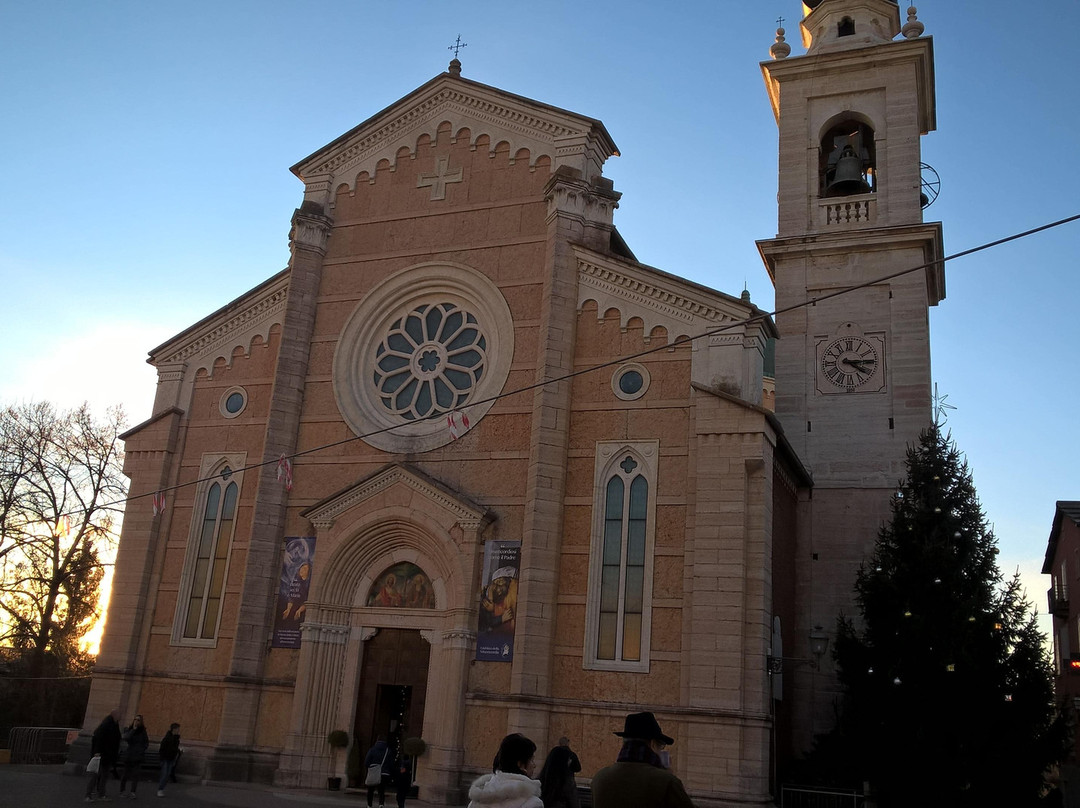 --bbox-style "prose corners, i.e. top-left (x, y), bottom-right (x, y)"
top-left (832, 426), bottom-right (1065, 807)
